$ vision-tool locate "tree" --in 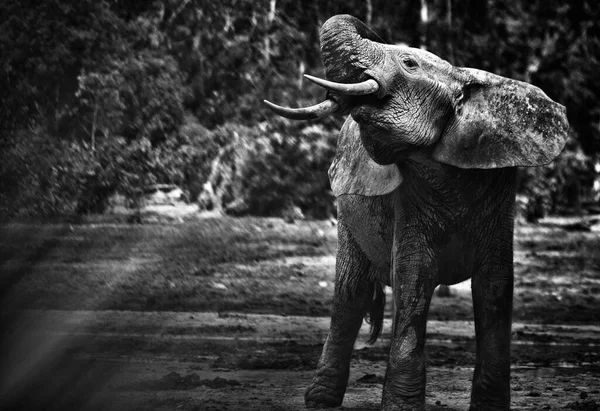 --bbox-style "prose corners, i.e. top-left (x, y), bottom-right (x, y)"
top-left (0, 0), bottom-right (132, 135)
top-left (1, 0), bottom-right (599, 218)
